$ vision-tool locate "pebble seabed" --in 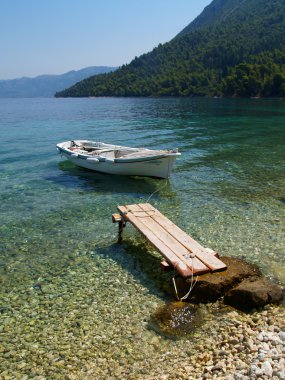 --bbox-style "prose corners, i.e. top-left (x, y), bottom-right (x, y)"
top-left (0, 241), bottom-right (284, 380)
